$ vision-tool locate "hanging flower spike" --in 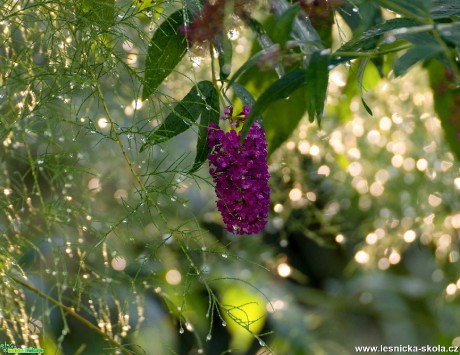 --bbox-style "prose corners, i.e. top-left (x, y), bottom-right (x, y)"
top-left (207, 106), bottom-right (270, 235)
